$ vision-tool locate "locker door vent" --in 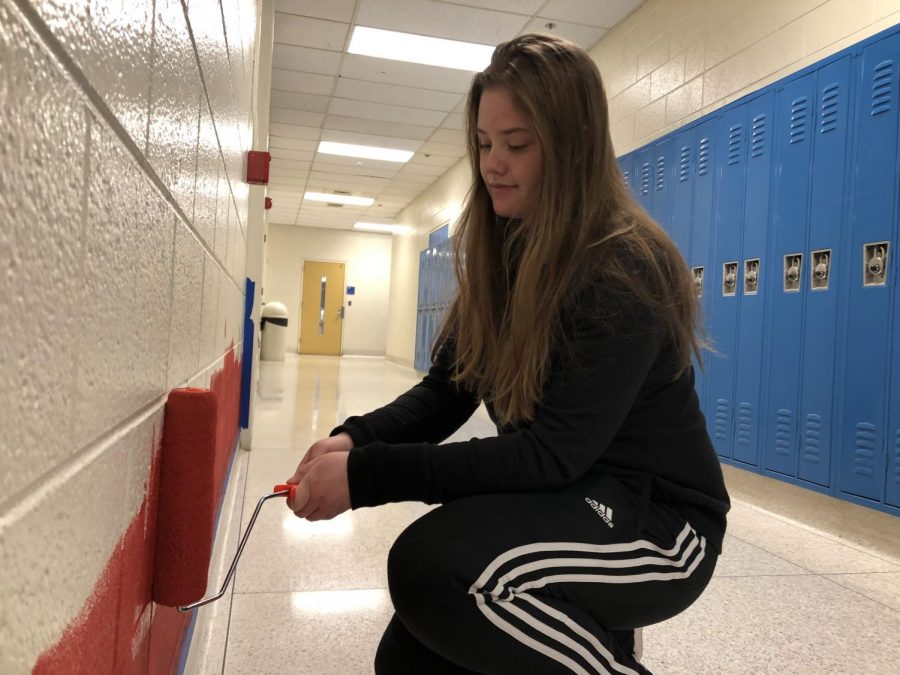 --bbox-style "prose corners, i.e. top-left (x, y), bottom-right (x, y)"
top-left (698, 137), bottom-right (711, 175)
top-left (679, 146), bottom-right (691, 182)
top-left (871, 60), bottom-right (894, 116)
top-left (737, 403), bottom-right (752, 446)
top-left (820, 84), bottom-right (840, 134)
top-left (893, 431), bottom-right (900, 486)
top-left (789, 97), bottom-right (808, 144)
top-left (852, 423), bottom-right (877, 477)
top-left (803, 414), bottom-right (822, 463)
top-left (714, 399), bottom-right (730, 441)
top-left (623, 170), bottom-right (630, 188)
top-left (655, 156), bottom-right (666, 191)
top-left (727, 125), bottom-right (743, 165)
top-left (640, 162), bottom-right (651, 195)
top-left (751, 114), bottom-right (767, 157)
top-left (775, 409), bottom-right (793, 457)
